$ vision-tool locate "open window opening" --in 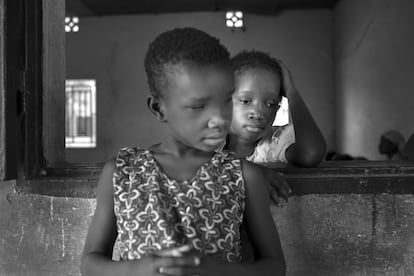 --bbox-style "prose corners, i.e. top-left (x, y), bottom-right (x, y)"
top-left (65, 79), bottom-right (96, 148)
